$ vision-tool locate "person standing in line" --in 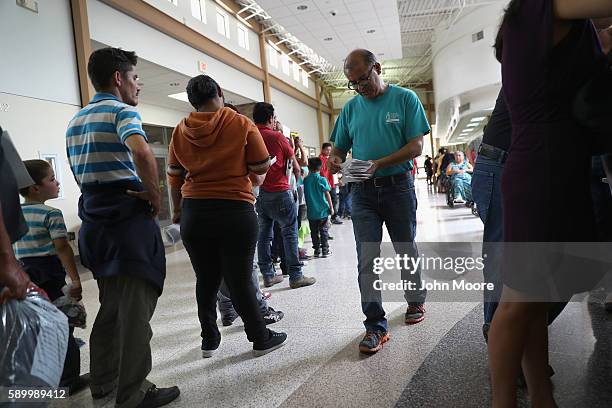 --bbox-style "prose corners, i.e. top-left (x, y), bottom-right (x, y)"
top-left (328, 49), bottom-right (429, 354)
top-left (12, 159), bottom-right (88, 395)
top-left (424, 155), bottom-right (433, 185)
top-left (214, 103), bottom-right (284, 328)
top-left (488, 1), bottom-right (612, 406)
top-left (320, 143), bottom-right (343, 225)
top-left (303, 157), bottom-right (333, 258)
top-left (66, 47), bottom-right (179, 407)
top-left (253, 102), bottom-right (316, 289)
top-left (167, 75), bottom-right (288, 358)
